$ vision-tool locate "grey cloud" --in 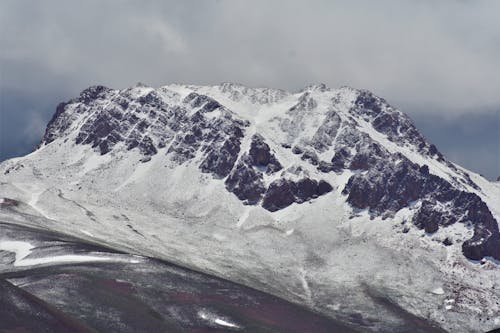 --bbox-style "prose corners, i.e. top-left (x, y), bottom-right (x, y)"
top-left (0, 0), bottom-right (499, 177)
